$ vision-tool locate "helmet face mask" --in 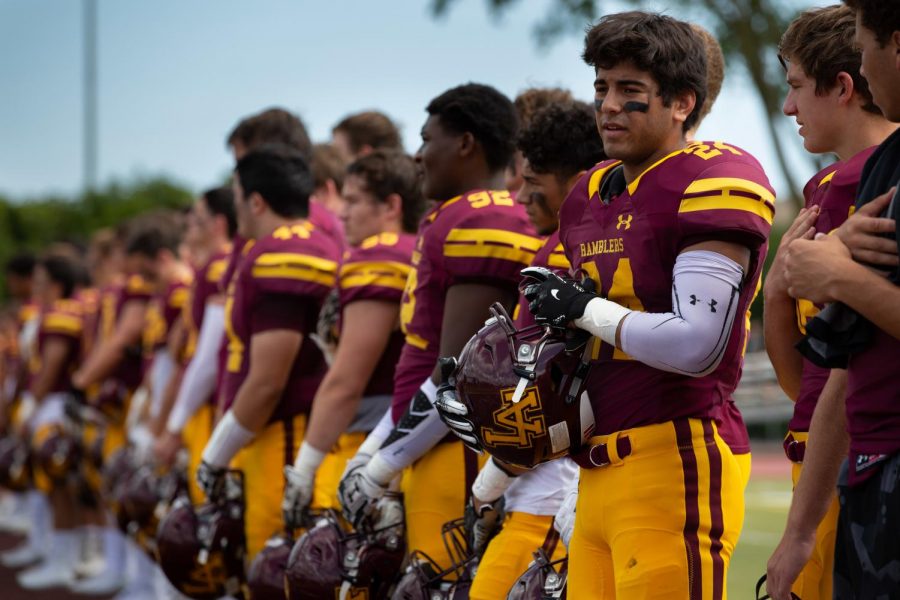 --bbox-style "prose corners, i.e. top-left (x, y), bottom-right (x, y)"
top-left (392, 517), bottom-right (477, 600)
top-left (507, 548), bottom-right (568, 600)
top-left (454, 303), bottom-right (595, 469)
